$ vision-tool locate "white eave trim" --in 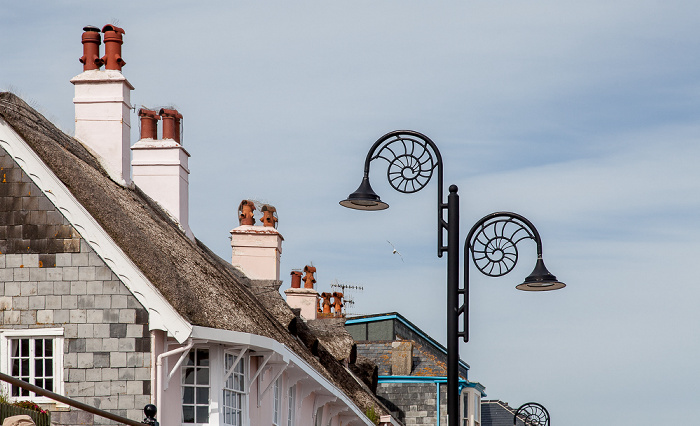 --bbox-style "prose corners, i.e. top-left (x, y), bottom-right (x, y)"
top-left (190, 325), bottom-right (375, 425)
top-left (0, 117), bottom-right (192, 343)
